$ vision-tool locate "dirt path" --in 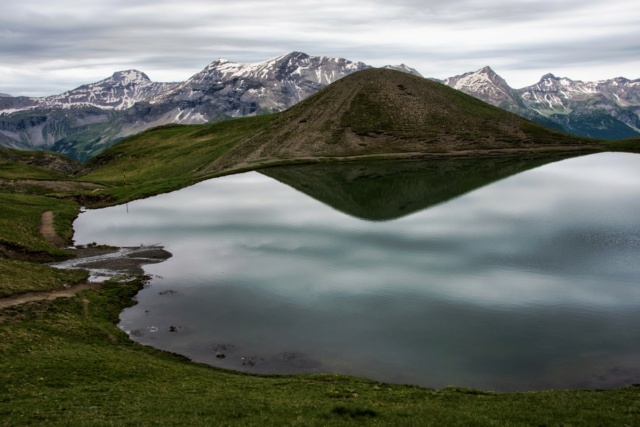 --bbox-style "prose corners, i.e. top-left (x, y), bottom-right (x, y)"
top-left (0, 213), bottom-right (172, 310)
top-left (0, 211), bottom-right (92, 309)
top-left (0, 282), bottom-right (101, 309)
top-left (39, 210), bottom-right (66, 248)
